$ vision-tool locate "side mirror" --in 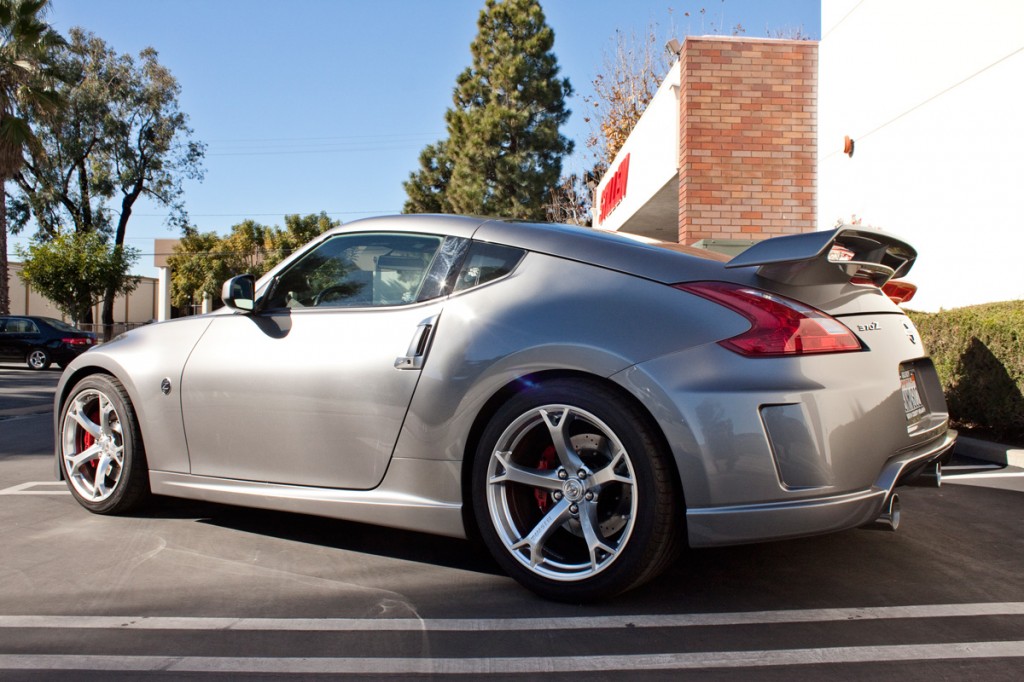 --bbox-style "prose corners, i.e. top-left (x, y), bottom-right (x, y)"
top-left (221, 274), bottom-right (255, 312)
